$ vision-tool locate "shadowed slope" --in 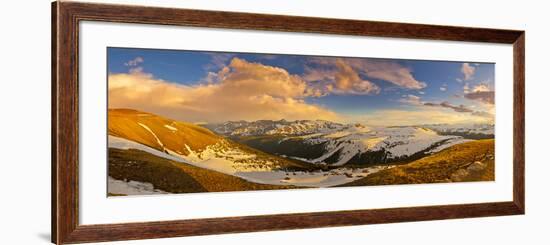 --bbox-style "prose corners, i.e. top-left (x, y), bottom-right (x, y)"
top-left (109, 148), bottom-right (301, 195)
